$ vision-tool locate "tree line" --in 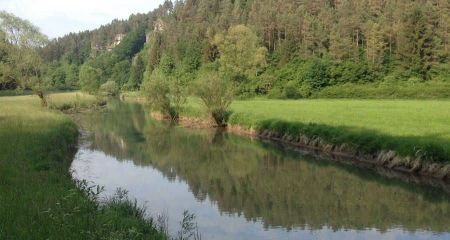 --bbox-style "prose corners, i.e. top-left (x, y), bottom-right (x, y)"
top-left (1, 0), bottom-right (449, 105)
